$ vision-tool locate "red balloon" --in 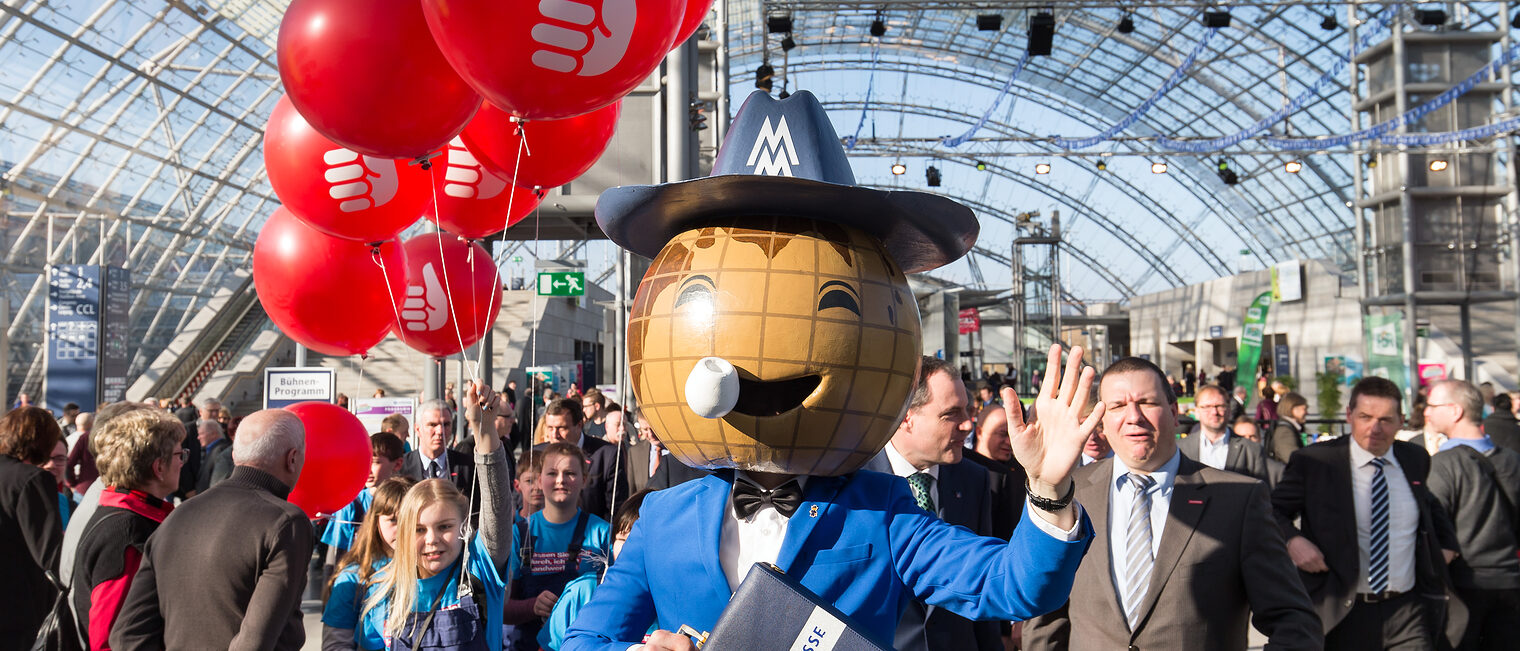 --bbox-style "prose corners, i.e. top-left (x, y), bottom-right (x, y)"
top-left (424, 137), bottom-right (545, 239)
top-left (264, 96), bottom-right (431, 243)
top-left (278, 0), bottom-right (480, 159)
top-left (460, 101), bottom-right (620, 190)
top-left (674, 0), bottom-right (714, 46)
top-left (421, 0), bottom-right (682, 120)
top-left (284, 401), bottom-right (372, 518)
top-left (394, 235), bottom-right (503, 358)
top-left (253, 207), bottom-right (408, 356)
